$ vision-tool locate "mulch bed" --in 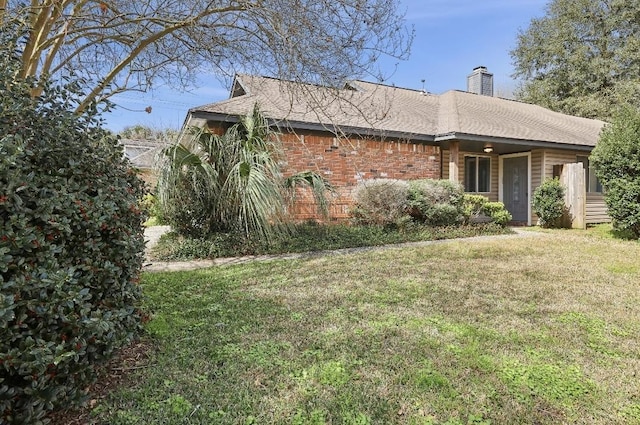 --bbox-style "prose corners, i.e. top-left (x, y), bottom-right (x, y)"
top-left (46, 339), bottom-right (154, 425)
